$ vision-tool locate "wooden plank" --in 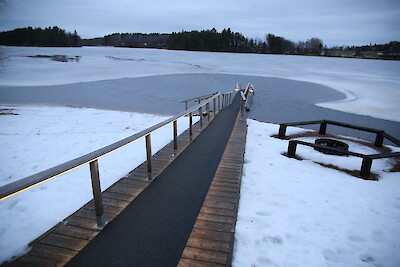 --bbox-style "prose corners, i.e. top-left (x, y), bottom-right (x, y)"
top-left (208, 185), bottom-right (238, 193)
top-left (200, 206), bottom-right (236, 217)
top-left (203, 200), bottom-right (236, 210)
top-left (83, 203), bottom-right (124, 215)
top-left (209, 184), bottom-right (238, 191)
top-left (39, 233), bottom-right (89, 251)
top-left (211, 178), bottom-right (239, 185)
top-left (194, 220), bottom-right (233, 233)
top-left (118, 178), bottom-right (149, 187)
top-left (65, 215), bottom-right (97, 229)
top-left (52, 225), bottom-right (98, 240)
top-left (72, 208), bottom-right (116, 221)
top-left (124, 172), bottom-right (148, 182)
top-left (216, 164), bottom-right (242, 171)
top-left (181, 247), bottom-right (227, 265)
top-left (98, 197), bottom-right (130, 208)
top-left (106, 185), bottom-right (141, 196)
top-left (102, 191), bottom-right (137, 202)
top-left (190, 228), bottom-right (232, 243)
top-left (5, 255), bottom-right (62, 267)
top-left (197, 212), bottom-right (235, 224)
top-left (28, 243), bottom-right (76, 263)
top-left (204, 195), bottom-right (237, 204)
top-left (186, 236), bottom-right (230, 253)
top-left (178, 258), bottom-right (225, 267)
top-left (213, 172), bottom-right (240, 180)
